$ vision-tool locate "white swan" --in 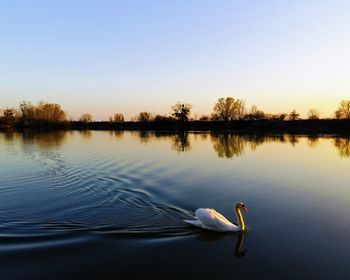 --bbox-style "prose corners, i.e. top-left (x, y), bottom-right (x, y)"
top-left (184, 202), bottom-right (248, 232)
